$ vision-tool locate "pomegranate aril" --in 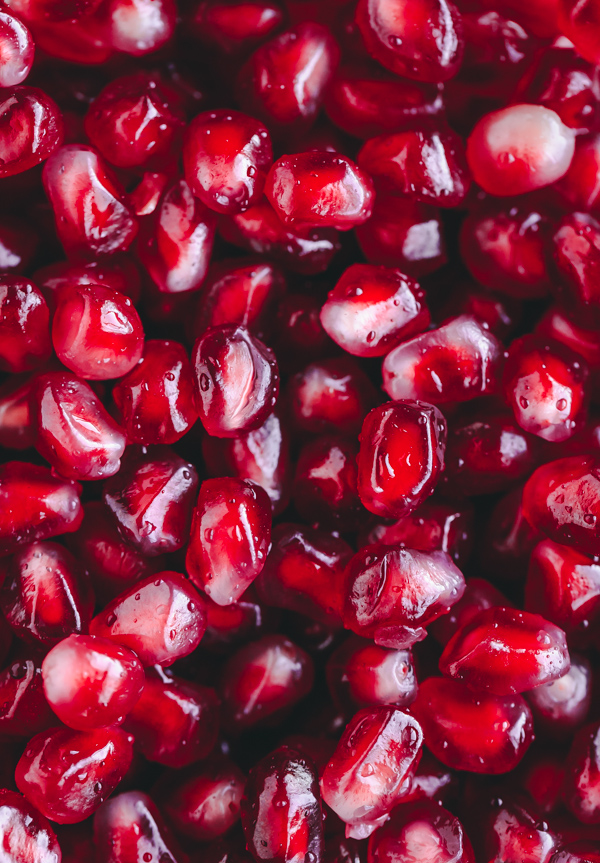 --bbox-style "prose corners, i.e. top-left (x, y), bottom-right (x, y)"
top-left (0, 539), bottom-right (93, 647)
top-left (0, 276), bottom-right (51, 374)
top-left (0, 654), bottom-right (56, 737)
top-left (84, 72), bottom-right (184, 169)
top-left (563, 720), bottom-right (600, 824)
top-left (102, 446), bottom-right (198, 556)
top-left (479, 484), bottom-right (540, 583)
top-left (357, 400), bottom-right (446, 519)
top-left (15, 725), bottom-right (134, 824)
top-left (112, 340), bottom-right (197, 446)
top-left (550, 211), bottom-right (600, 324)
top-left (482, 797), bottom-right (559, 863)
top-left (51, 282), bottom-right (144, 381)
top-left (183, 109), bottom-right (272, 215)
top-left (319, 264), bottom-right (430, 358)
top-left (156, 756), bottom-right (246, 842)
top-left (43, 145), bottom-right (138, 257)
top-left (368, 800), bottom-right (475, 863)
top-left (34, 256), bottom-right (142, 307)
top-left (439, 606), bottom-right (571, 695)
top-left (343, 545), bottom-right (465, 648)
top-left (320, 706), bottom-right (423, 839)
top-left (93, 790), bottom-right (186, 863)
top-left (242, 746), bottom-right (324, 862)
top-left (0, 86), bottom-right (63, 178)
top-left (536, 306), bottom-right (600, 372)
top-left (550, 842), bottom-right (600, 863)
top-left (0, 789), bottom-right (61, 863)
top-left (557, 133), bottom-right (600, 213)
top-left (0, 462), bottom-right (83, 555)
top-left (192, 324), bottom-right (279, 438)
top-left (124, 671), bottom-right (219, 767)
top-left (292, 436), bottom-right (363, 532)
top-left (190, 0), bottom-right (285, 56)
top-left (219, 634), bottom-right (313, 731)
top-left (0, 12), bottom-right (34, 88)
top-left (186, 477), bottom-right (272, 606)
top-left (41, 634), bottom-right (145, 730)
top-left (558, 0), bottom-right (600, 66)
top-left (411, 677), bottom-right (534, 774)
top-left (526, 653), bottom-right (592, 739)
top-left (255, 522), bottom-right (353, 624)
top-left (90, 571), bottom-right (206, 667)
